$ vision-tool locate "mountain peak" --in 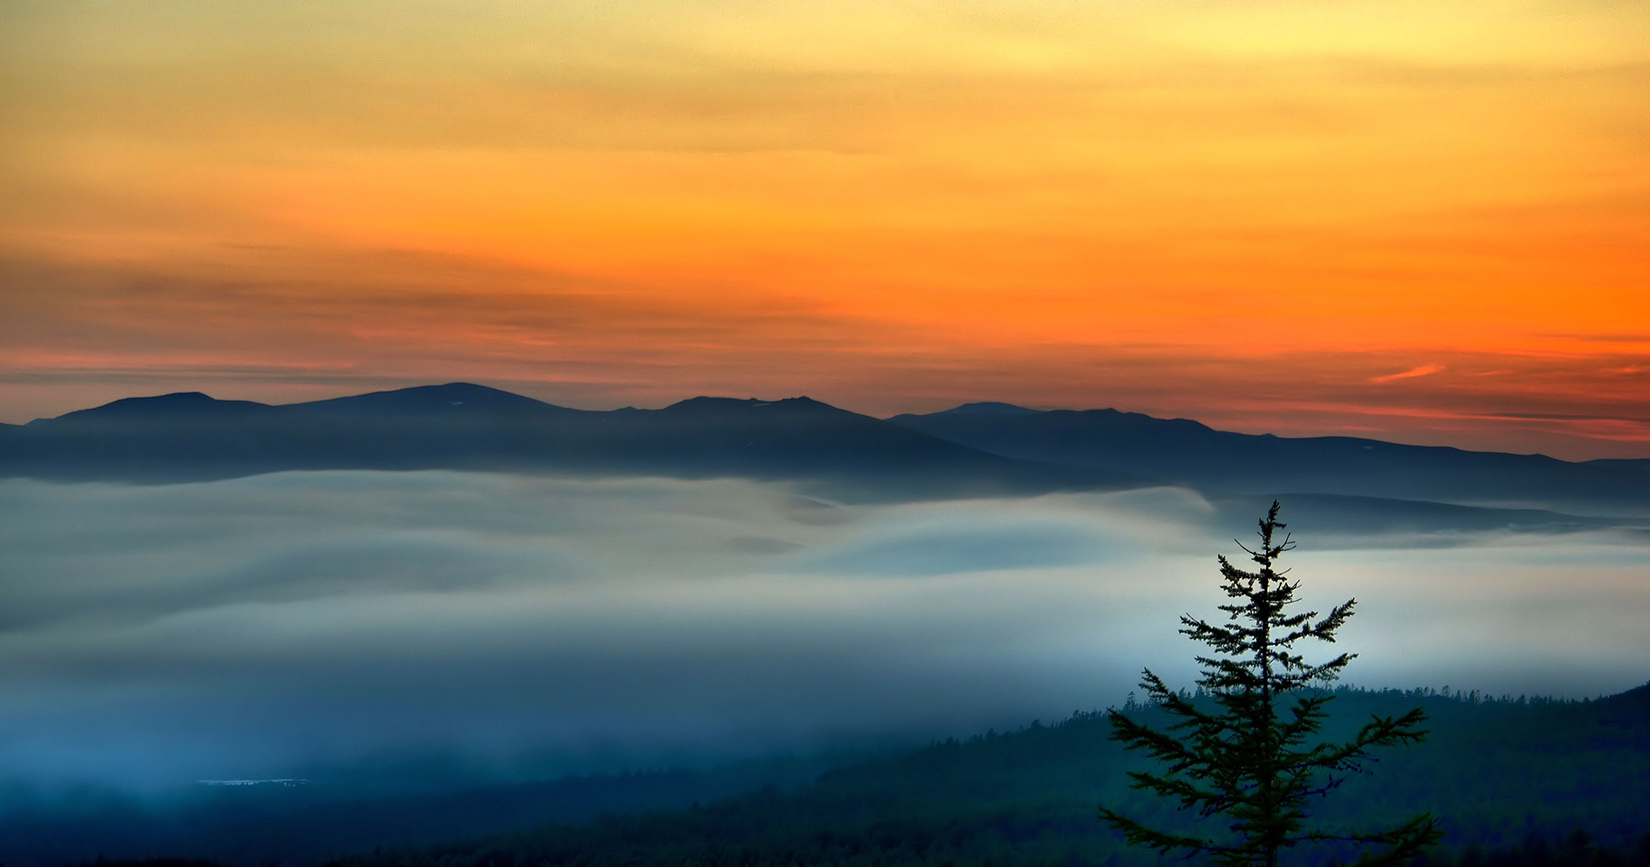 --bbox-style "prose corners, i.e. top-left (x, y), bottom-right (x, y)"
top-left (50, 391), bottom-right (271, 424)
top-left (933, 401), bottom-right (1044, 416)
top-left (663, 396), bottom-right (840, 414)
top-left (99, 391), bottom-right (216, 409)
top-left (288, 383), bottom-right (563, 415)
